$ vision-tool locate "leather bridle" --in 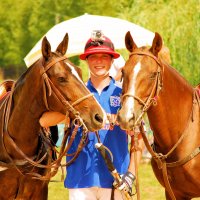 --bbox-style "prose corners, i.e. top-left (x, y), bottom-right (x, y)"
top-left (121, 51), bottom-right (163, 126)
top-left (41, 56), bottom-right (94, 131)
